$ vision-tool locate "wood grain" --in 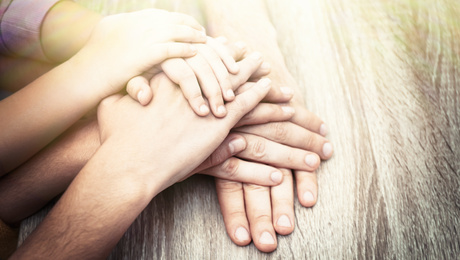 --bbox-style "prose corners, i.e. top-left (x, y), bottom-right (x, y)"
top-left (19, 0), bottom-right (460, 259)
